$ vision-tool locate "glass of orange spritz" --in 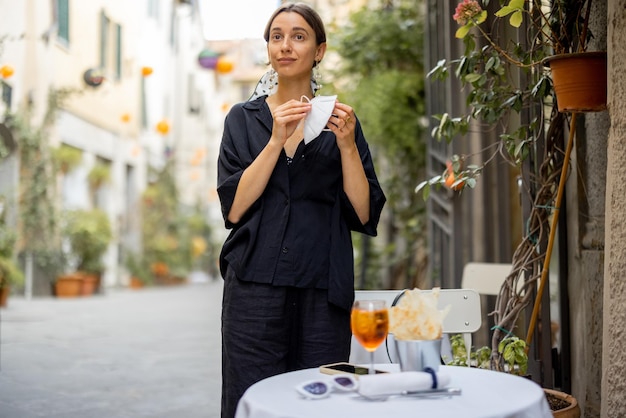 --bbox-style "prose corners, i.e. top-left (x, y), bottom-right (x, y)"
top-left (351, 300), bottom-right (389, 375)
